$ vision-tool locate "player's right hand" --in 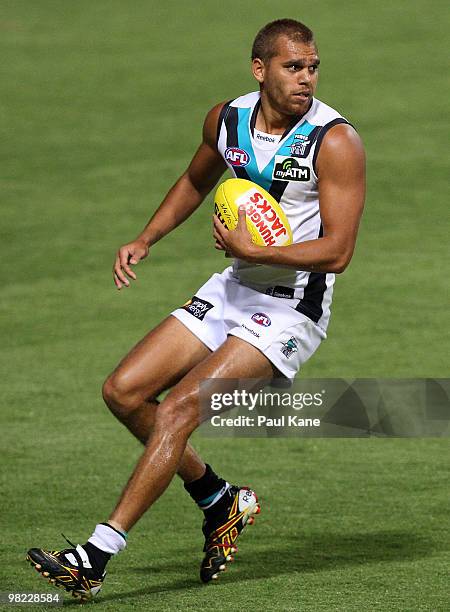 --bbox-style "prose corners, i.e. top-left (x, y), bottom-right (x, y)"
top-left (113, 239), bottom-right (149, 289)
